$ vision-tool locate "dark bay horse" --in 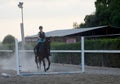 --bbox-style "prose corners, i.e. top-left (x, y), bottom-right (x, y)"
top-left (34, 38), bottom-right (51, 72)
